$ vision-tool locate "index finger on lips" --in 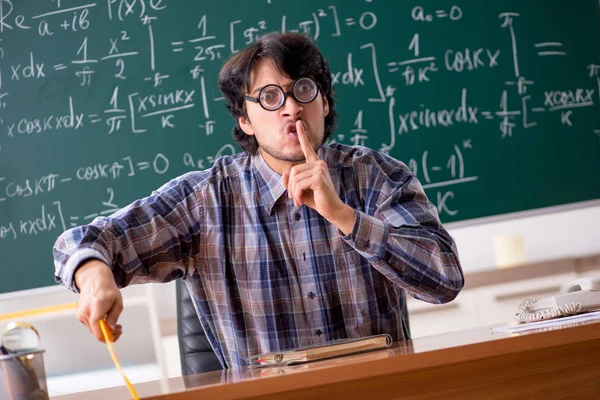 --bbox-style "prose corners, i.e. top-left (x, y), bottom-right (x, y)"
top-left (296, 120), bottom-right (318, 162)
